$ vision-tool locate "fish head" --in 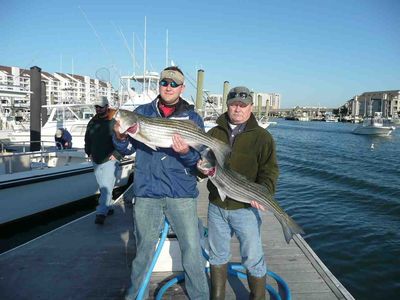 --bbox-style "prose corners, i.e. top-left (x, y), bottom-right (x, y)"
top-left (114, 109), bottom-right (140, 134)
top-left (198, 147), bottom-right (218, 177)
